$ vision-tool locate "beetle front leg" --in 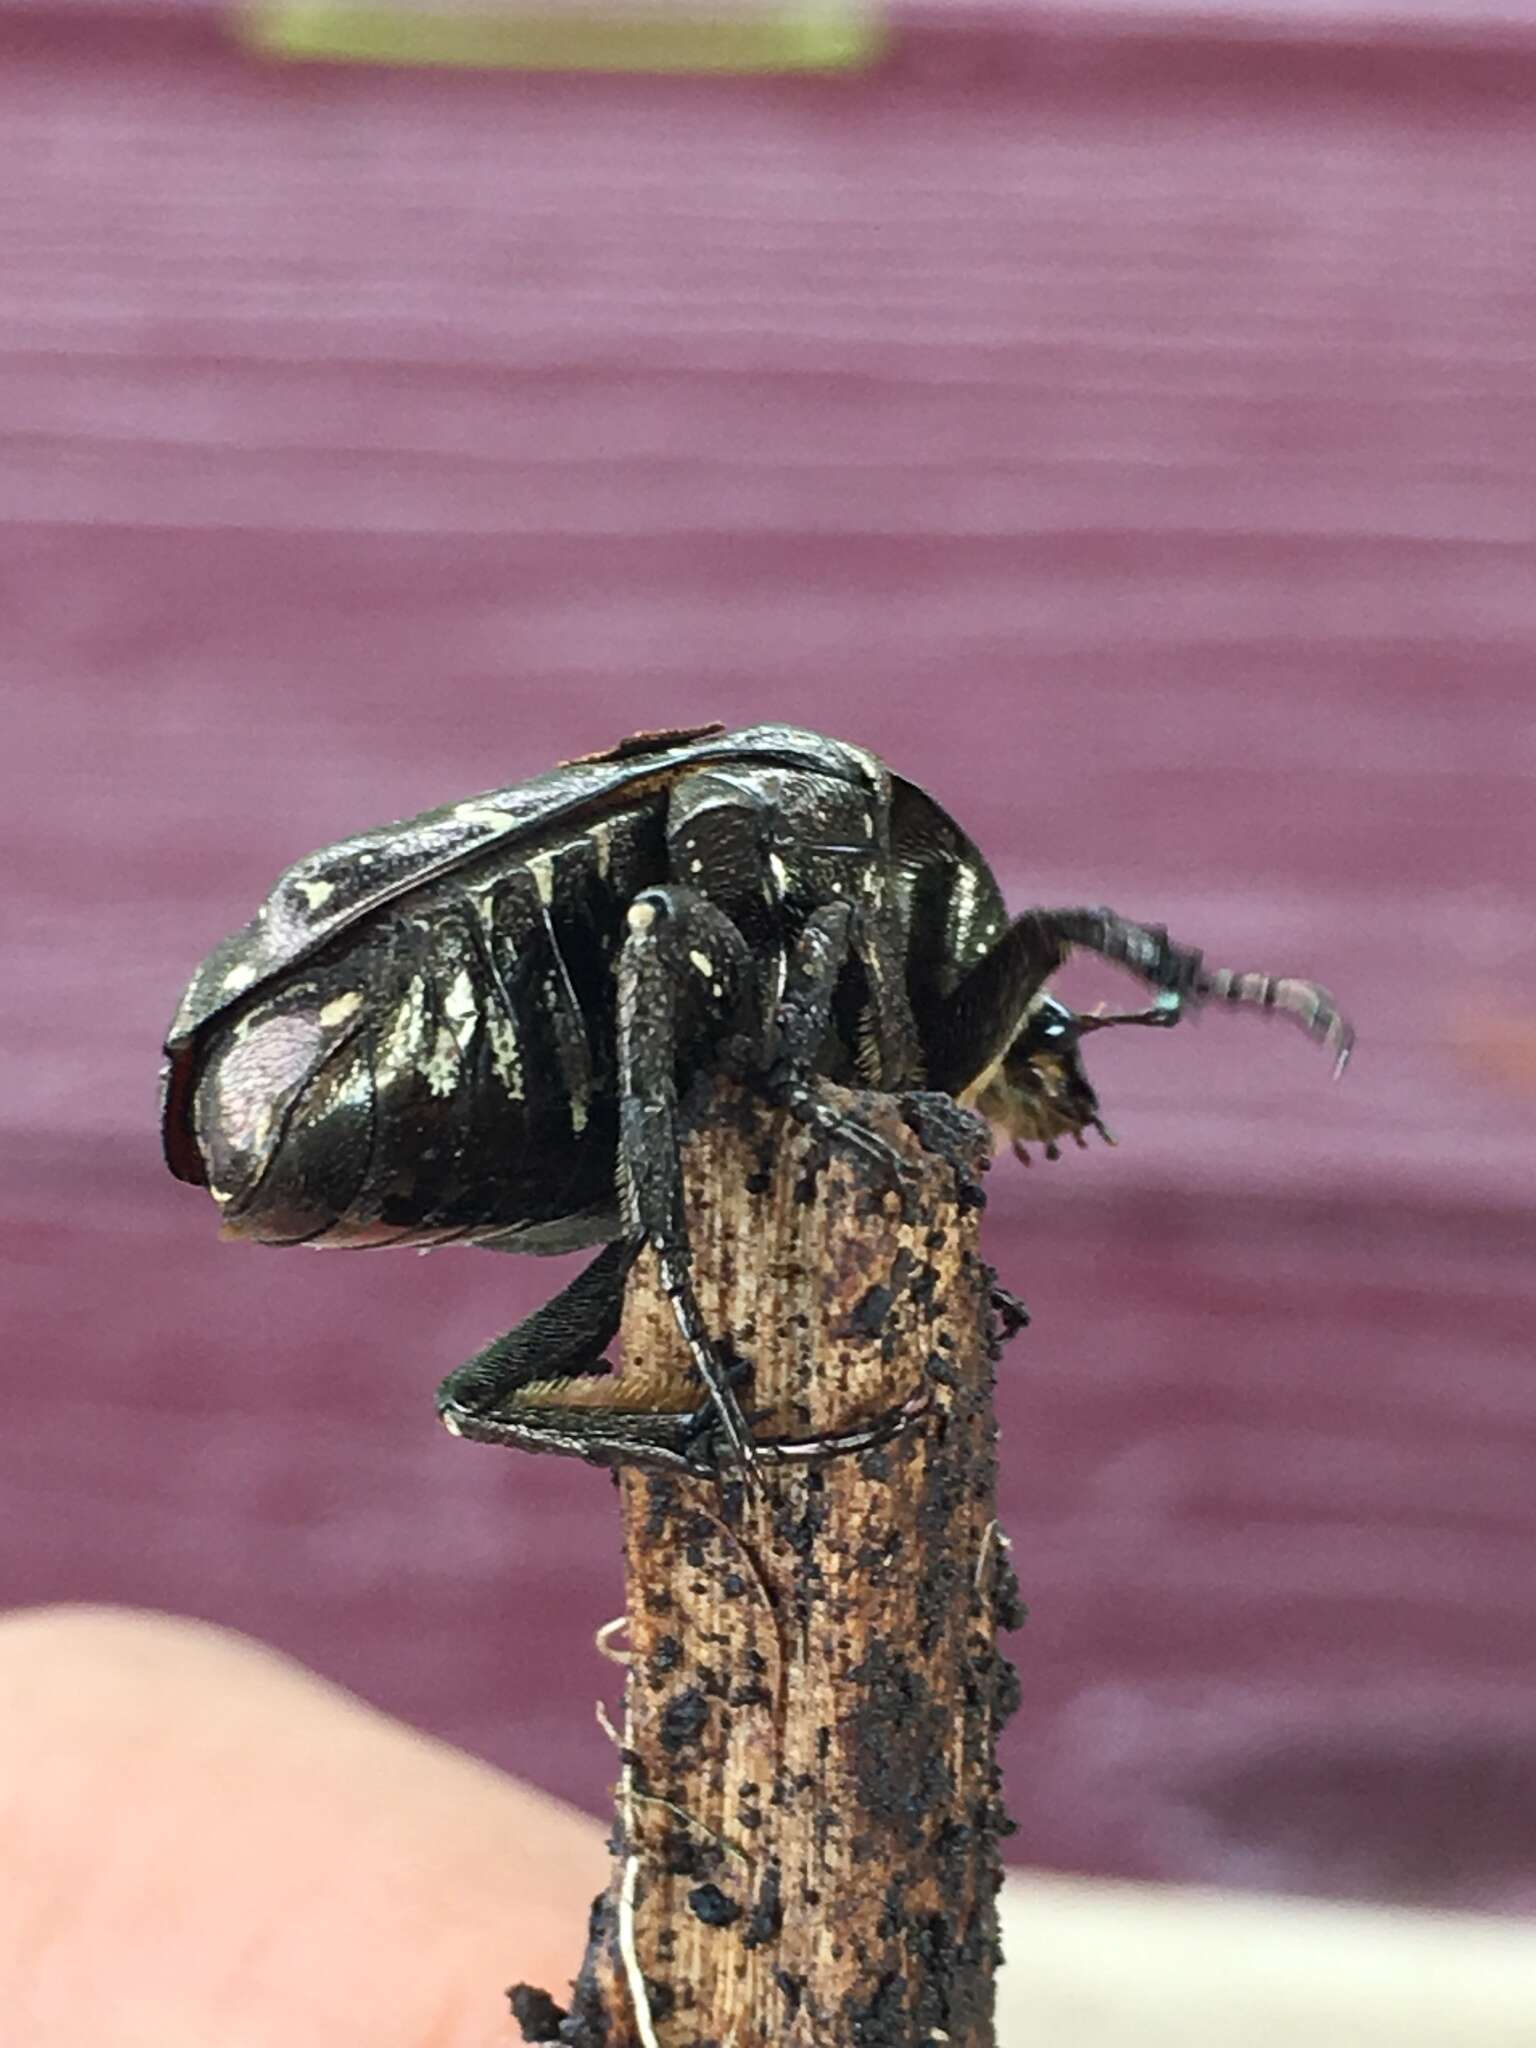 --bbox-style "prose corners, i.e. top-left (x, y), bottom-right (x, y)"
top-left (929, 904), bottom-right (1353, 1095)
top-left (1037, 907), bottom-right (1354, 1072)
